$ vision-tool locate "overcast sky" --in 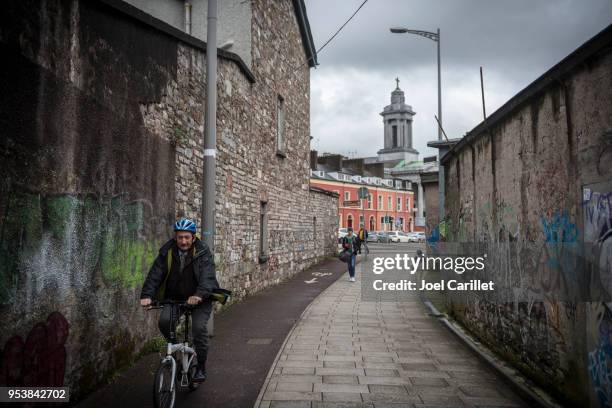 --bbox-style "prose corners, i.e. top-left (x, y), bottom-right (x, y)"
top-left (304, 0), bottom-right (612, 159)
